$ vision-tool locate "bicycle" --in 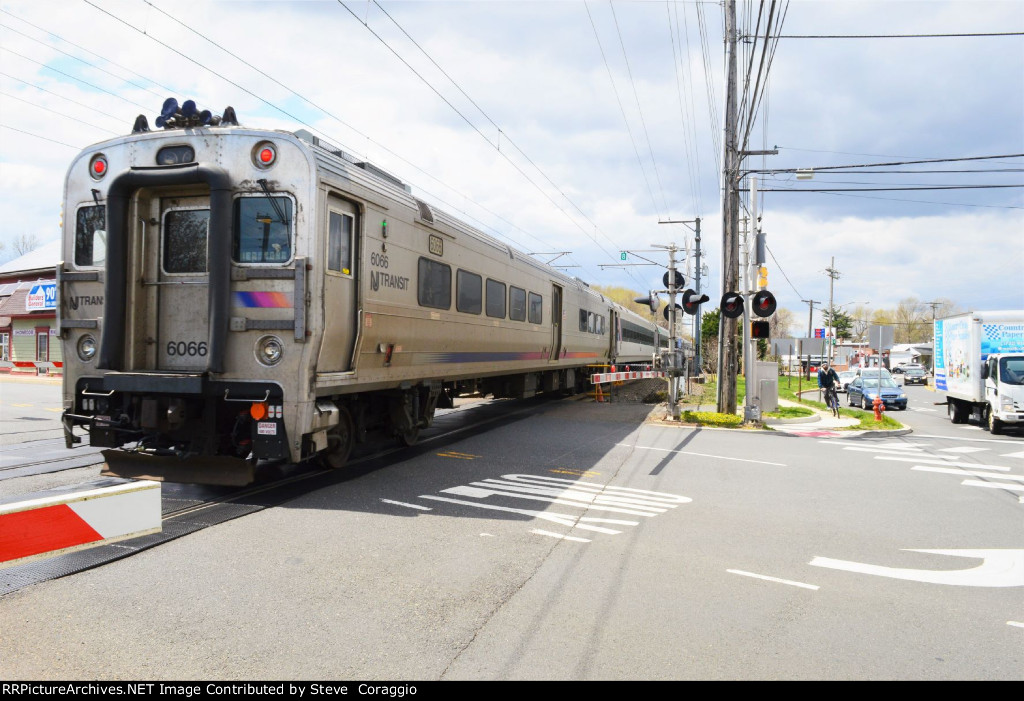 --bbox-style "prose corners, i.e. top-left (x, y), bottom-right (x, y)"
top-left (823, 385), bottom-right (840, 418)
